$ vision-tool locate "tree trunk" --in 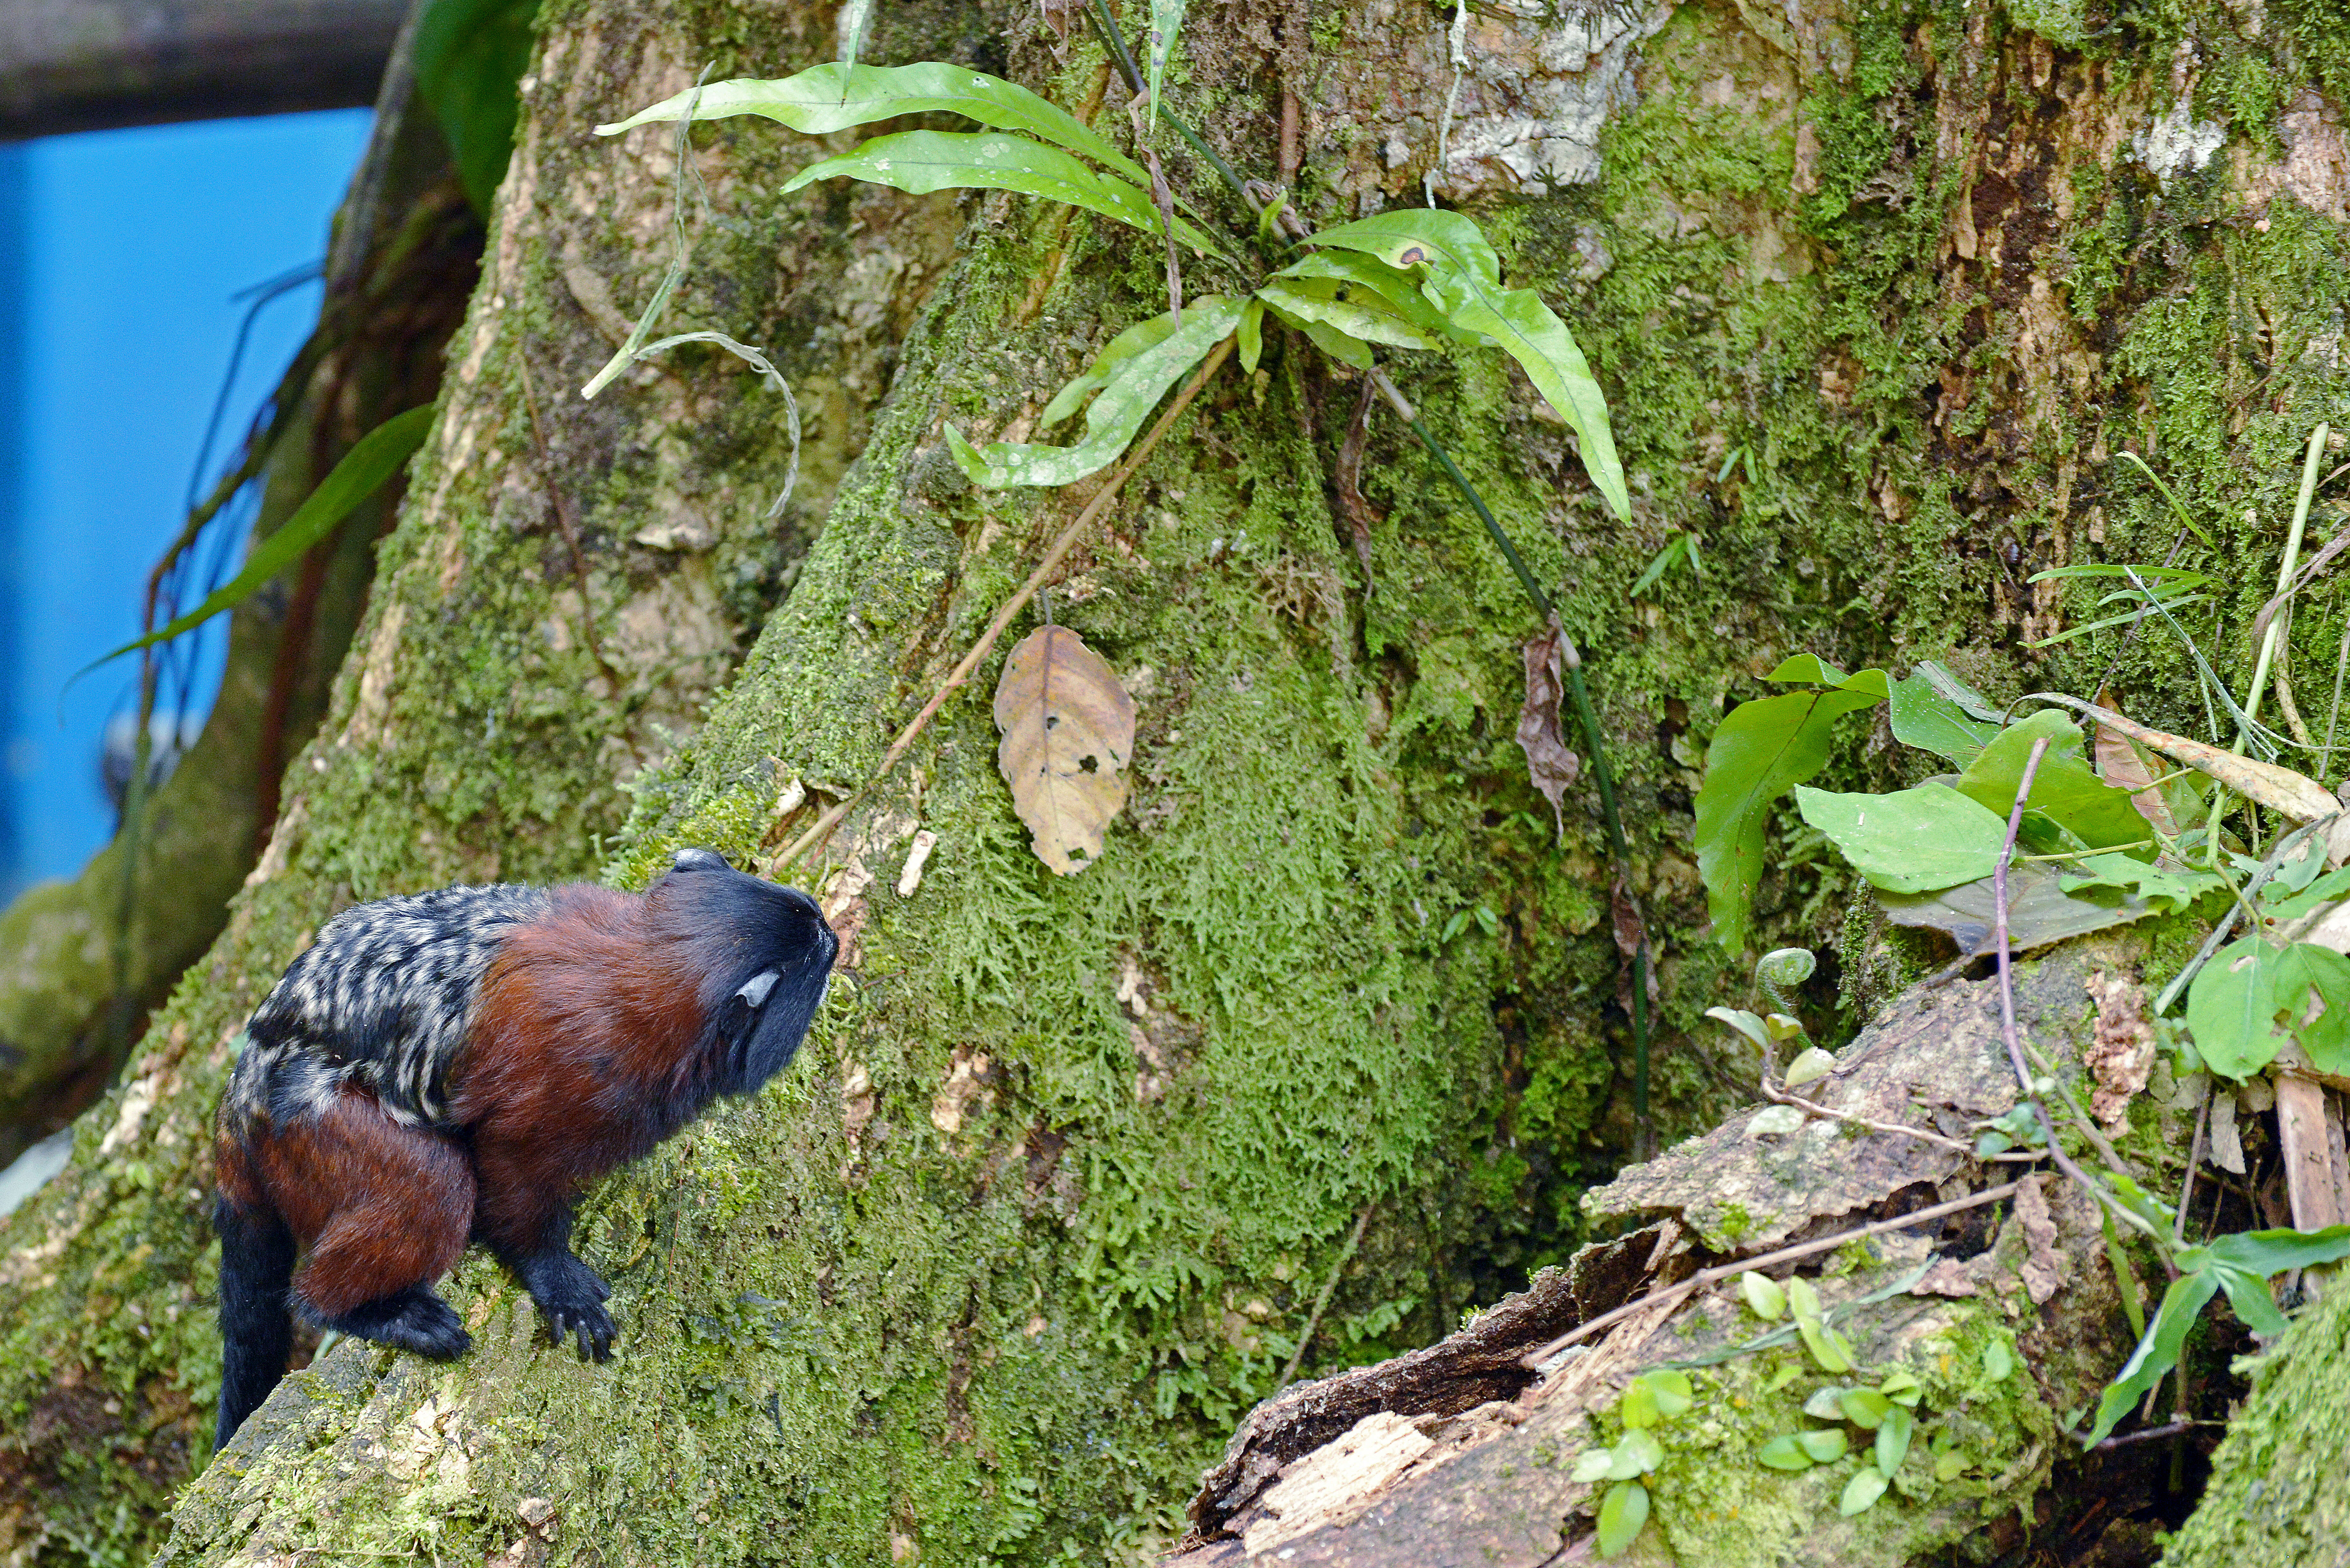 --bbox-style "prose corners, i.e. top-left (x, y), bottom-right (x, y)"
top-left (0, 18), bottom-right (479, 1171)
top-left (4, 0), bottom-right (2349, 1564)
